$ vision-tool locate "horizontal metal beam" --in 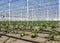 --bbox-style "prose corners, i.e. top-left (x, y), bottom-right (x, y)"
top-left (0, 0), bottom-right (19, 6)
